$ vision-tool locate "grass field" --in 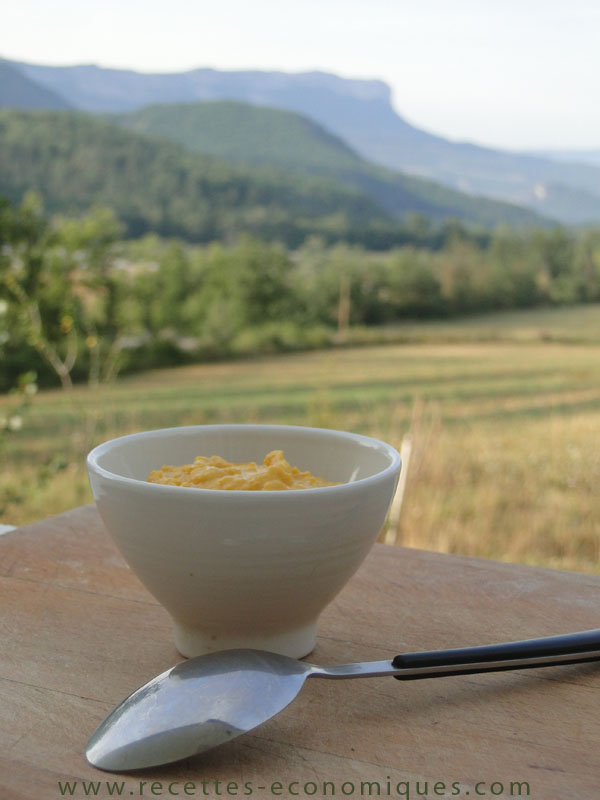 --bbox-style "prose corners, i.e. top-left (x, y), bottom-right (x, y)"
top-left (2, 304), bottom-right (600, 573)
